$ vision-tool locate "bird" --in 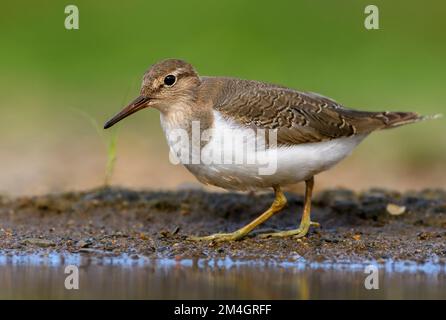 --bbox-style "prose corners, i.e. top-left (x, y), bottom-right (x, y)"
top-left (104, 58), bottom-right (439, 242)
